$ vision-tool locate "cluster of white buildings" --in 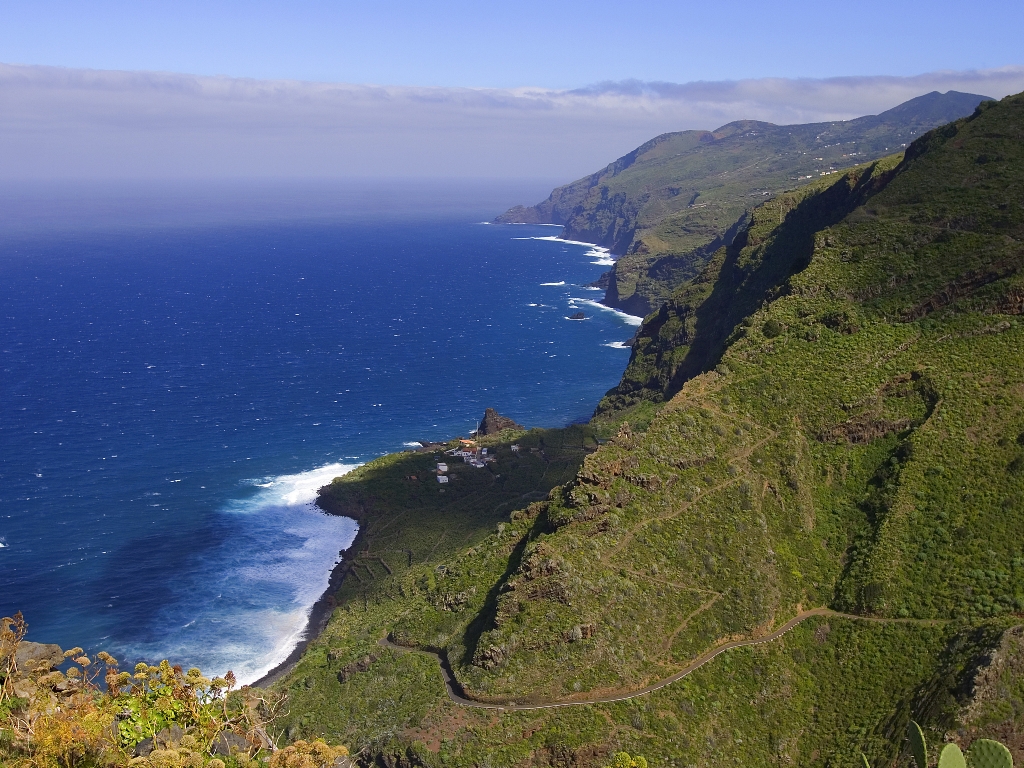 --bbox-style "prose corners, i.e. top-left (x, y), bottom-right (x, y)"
top-left (435, 440), bottom-right (501, 482)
